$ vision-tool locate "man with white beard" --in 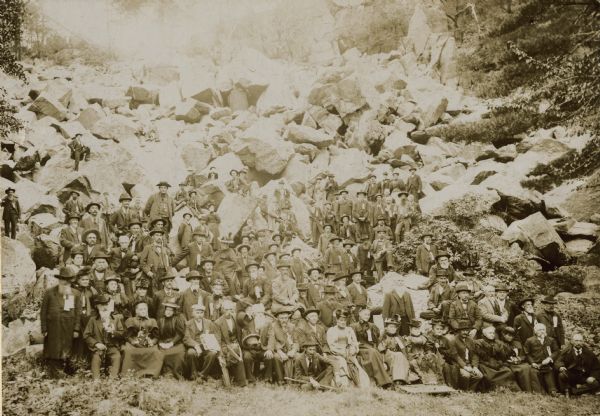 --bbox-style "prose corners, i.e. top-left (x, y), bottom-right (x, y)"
top-left (240, 303), bottom-right (271, 383)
